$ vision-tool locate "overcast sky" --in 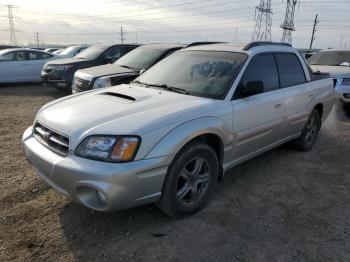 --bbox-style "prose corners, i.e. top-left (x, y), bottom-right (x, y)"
top-left (0, 0), bottom-right (349, 48)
